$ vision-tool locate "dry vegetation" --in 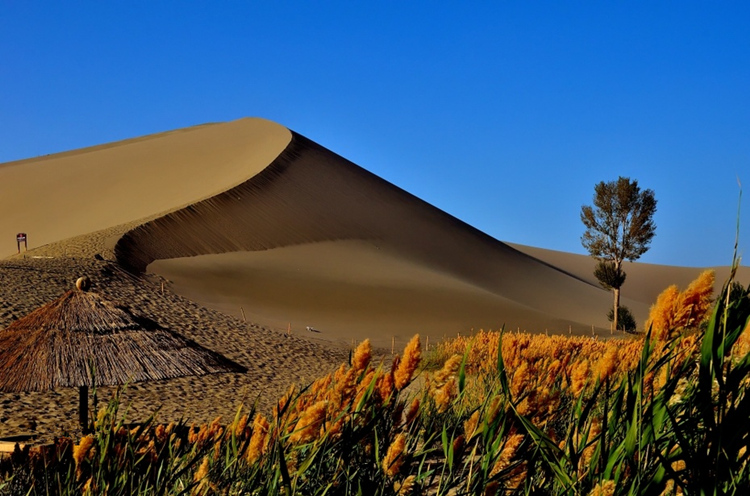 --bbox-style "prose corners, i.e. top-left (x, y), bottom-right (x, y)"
top-left (2, 269), bottom-right (750, 495)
